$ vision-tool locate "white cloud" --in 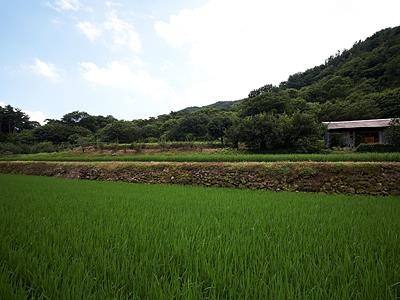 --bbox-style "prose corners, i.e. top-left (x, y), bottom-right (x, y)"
top-left (49, 0), bottom-right (82, 11)
top-left (105, 1), bottom-right (122, 8)
top-left (104, 13), bottom-right (141, 53)
top-left (160, 60), bottom-right (175, 72)
top-left (77, 21), bottom-right (102, 41)
top-left (155, 0), bottom-right (400, 103)
top-left (76, 13), bottom-right (142, 53)
top-left (29, 58), bottom-right (62, 82)
top-left (80, 61), bottom-right (174, 98)
top-left (24, 110), bottom-right (47, 125)
top-left (0, 101), bottom-right (5, 107)
top-left (51, 18), bottom-right (65, 26)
